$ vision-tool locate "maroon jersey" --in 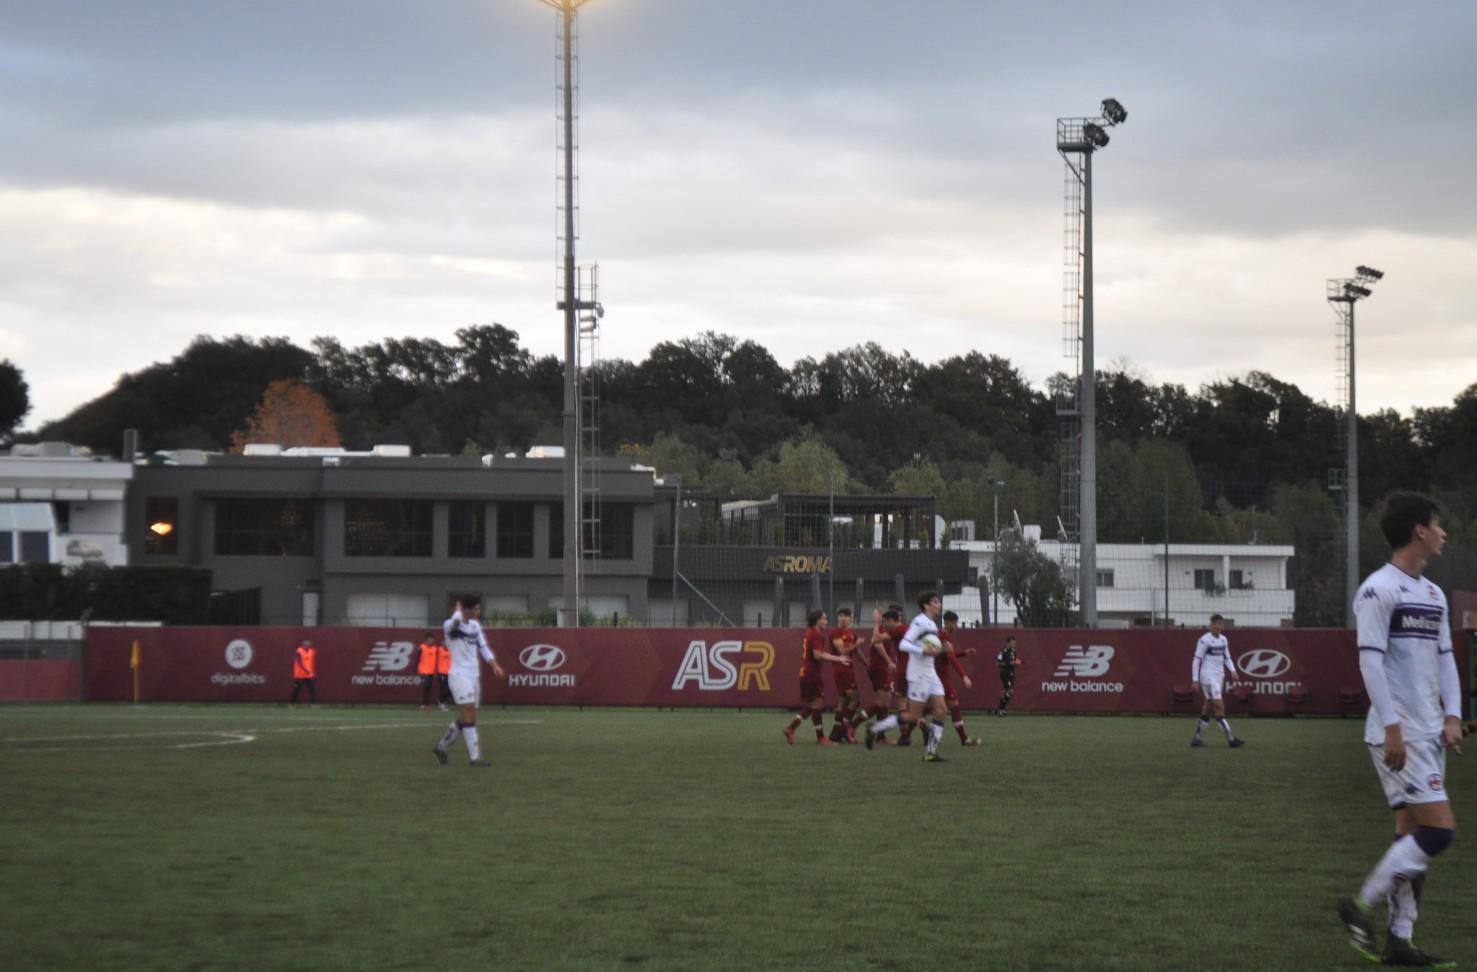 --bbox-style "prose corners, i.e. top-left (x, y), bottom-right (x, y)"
top-left (798, 628), bottom-right (828, 680)
top-left (935, 631), bottom-right (968, 699)
top-left (828, 627), bottom-right (858, 673)
top-left (886, 623), bottom-right (910, 692)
